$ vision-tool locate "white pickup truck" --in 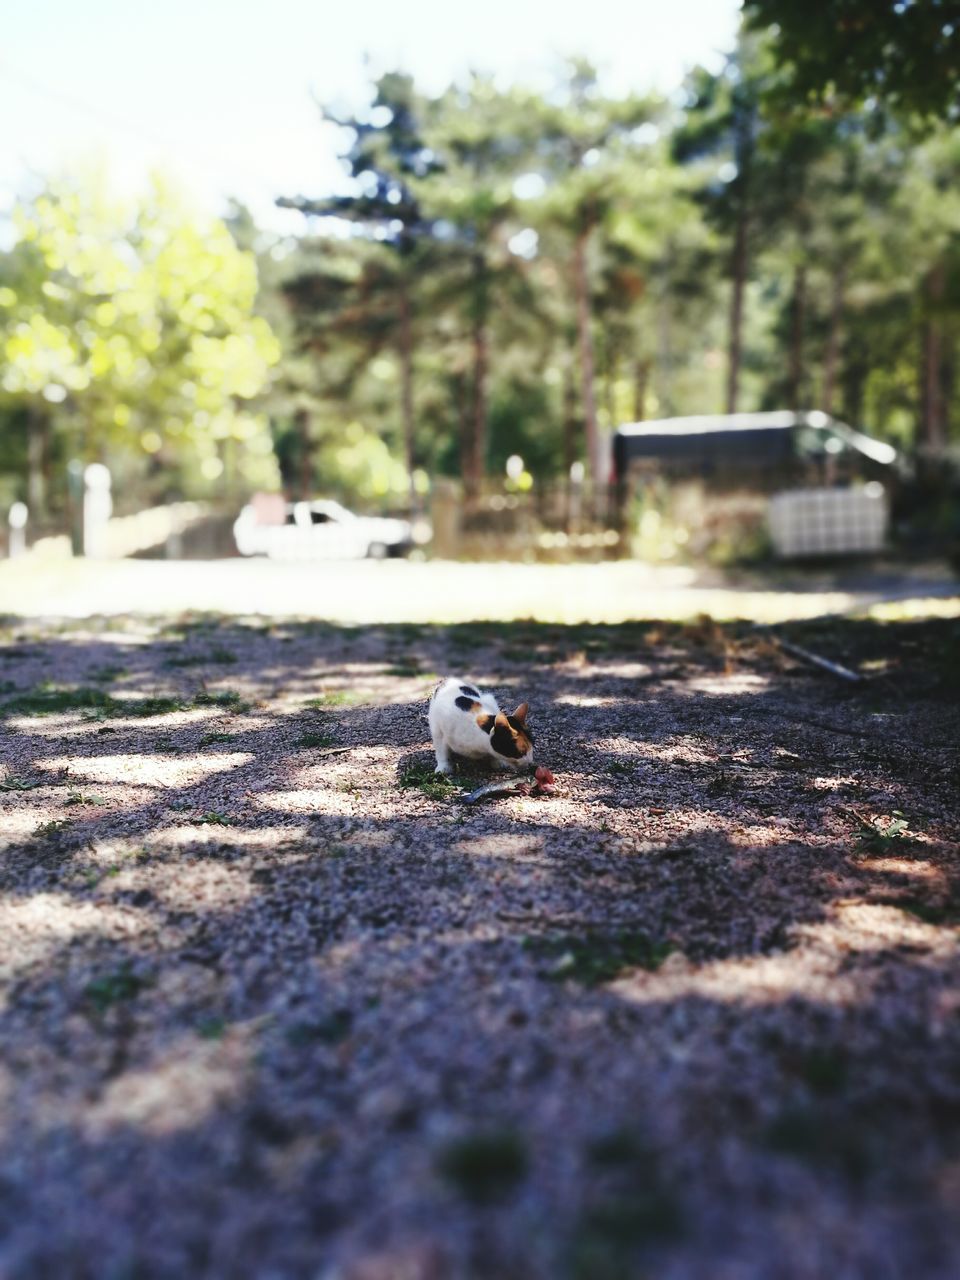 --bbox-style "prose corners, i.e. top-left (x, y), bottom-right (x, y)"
top-left (233, 499), bottom-right (413, 561)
